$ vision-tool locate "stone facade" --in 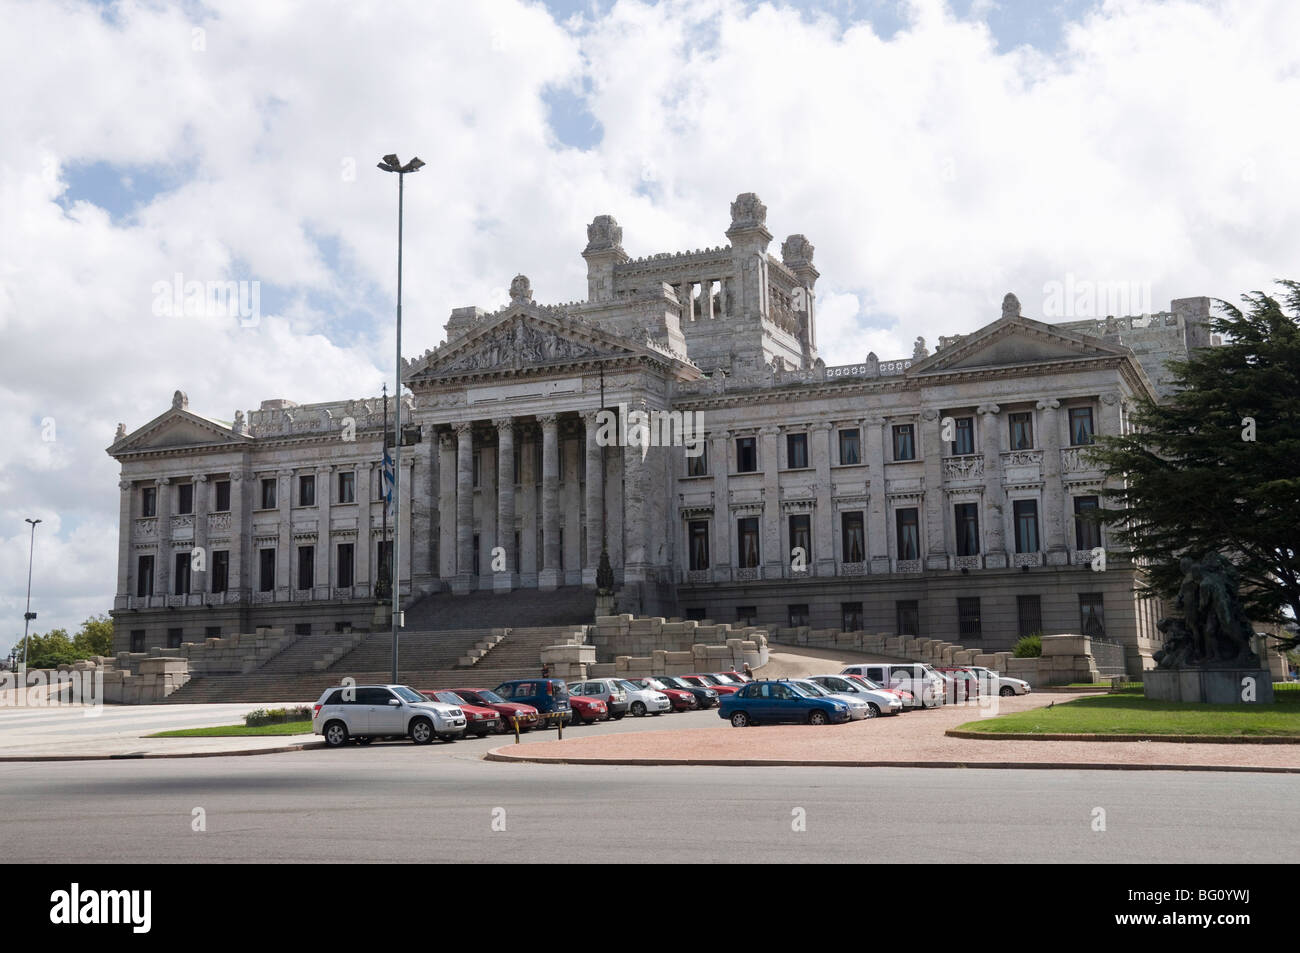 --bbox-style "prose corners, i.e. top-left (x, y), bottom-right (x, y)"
top-left (107, 192), bottom-right (1215, 673)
